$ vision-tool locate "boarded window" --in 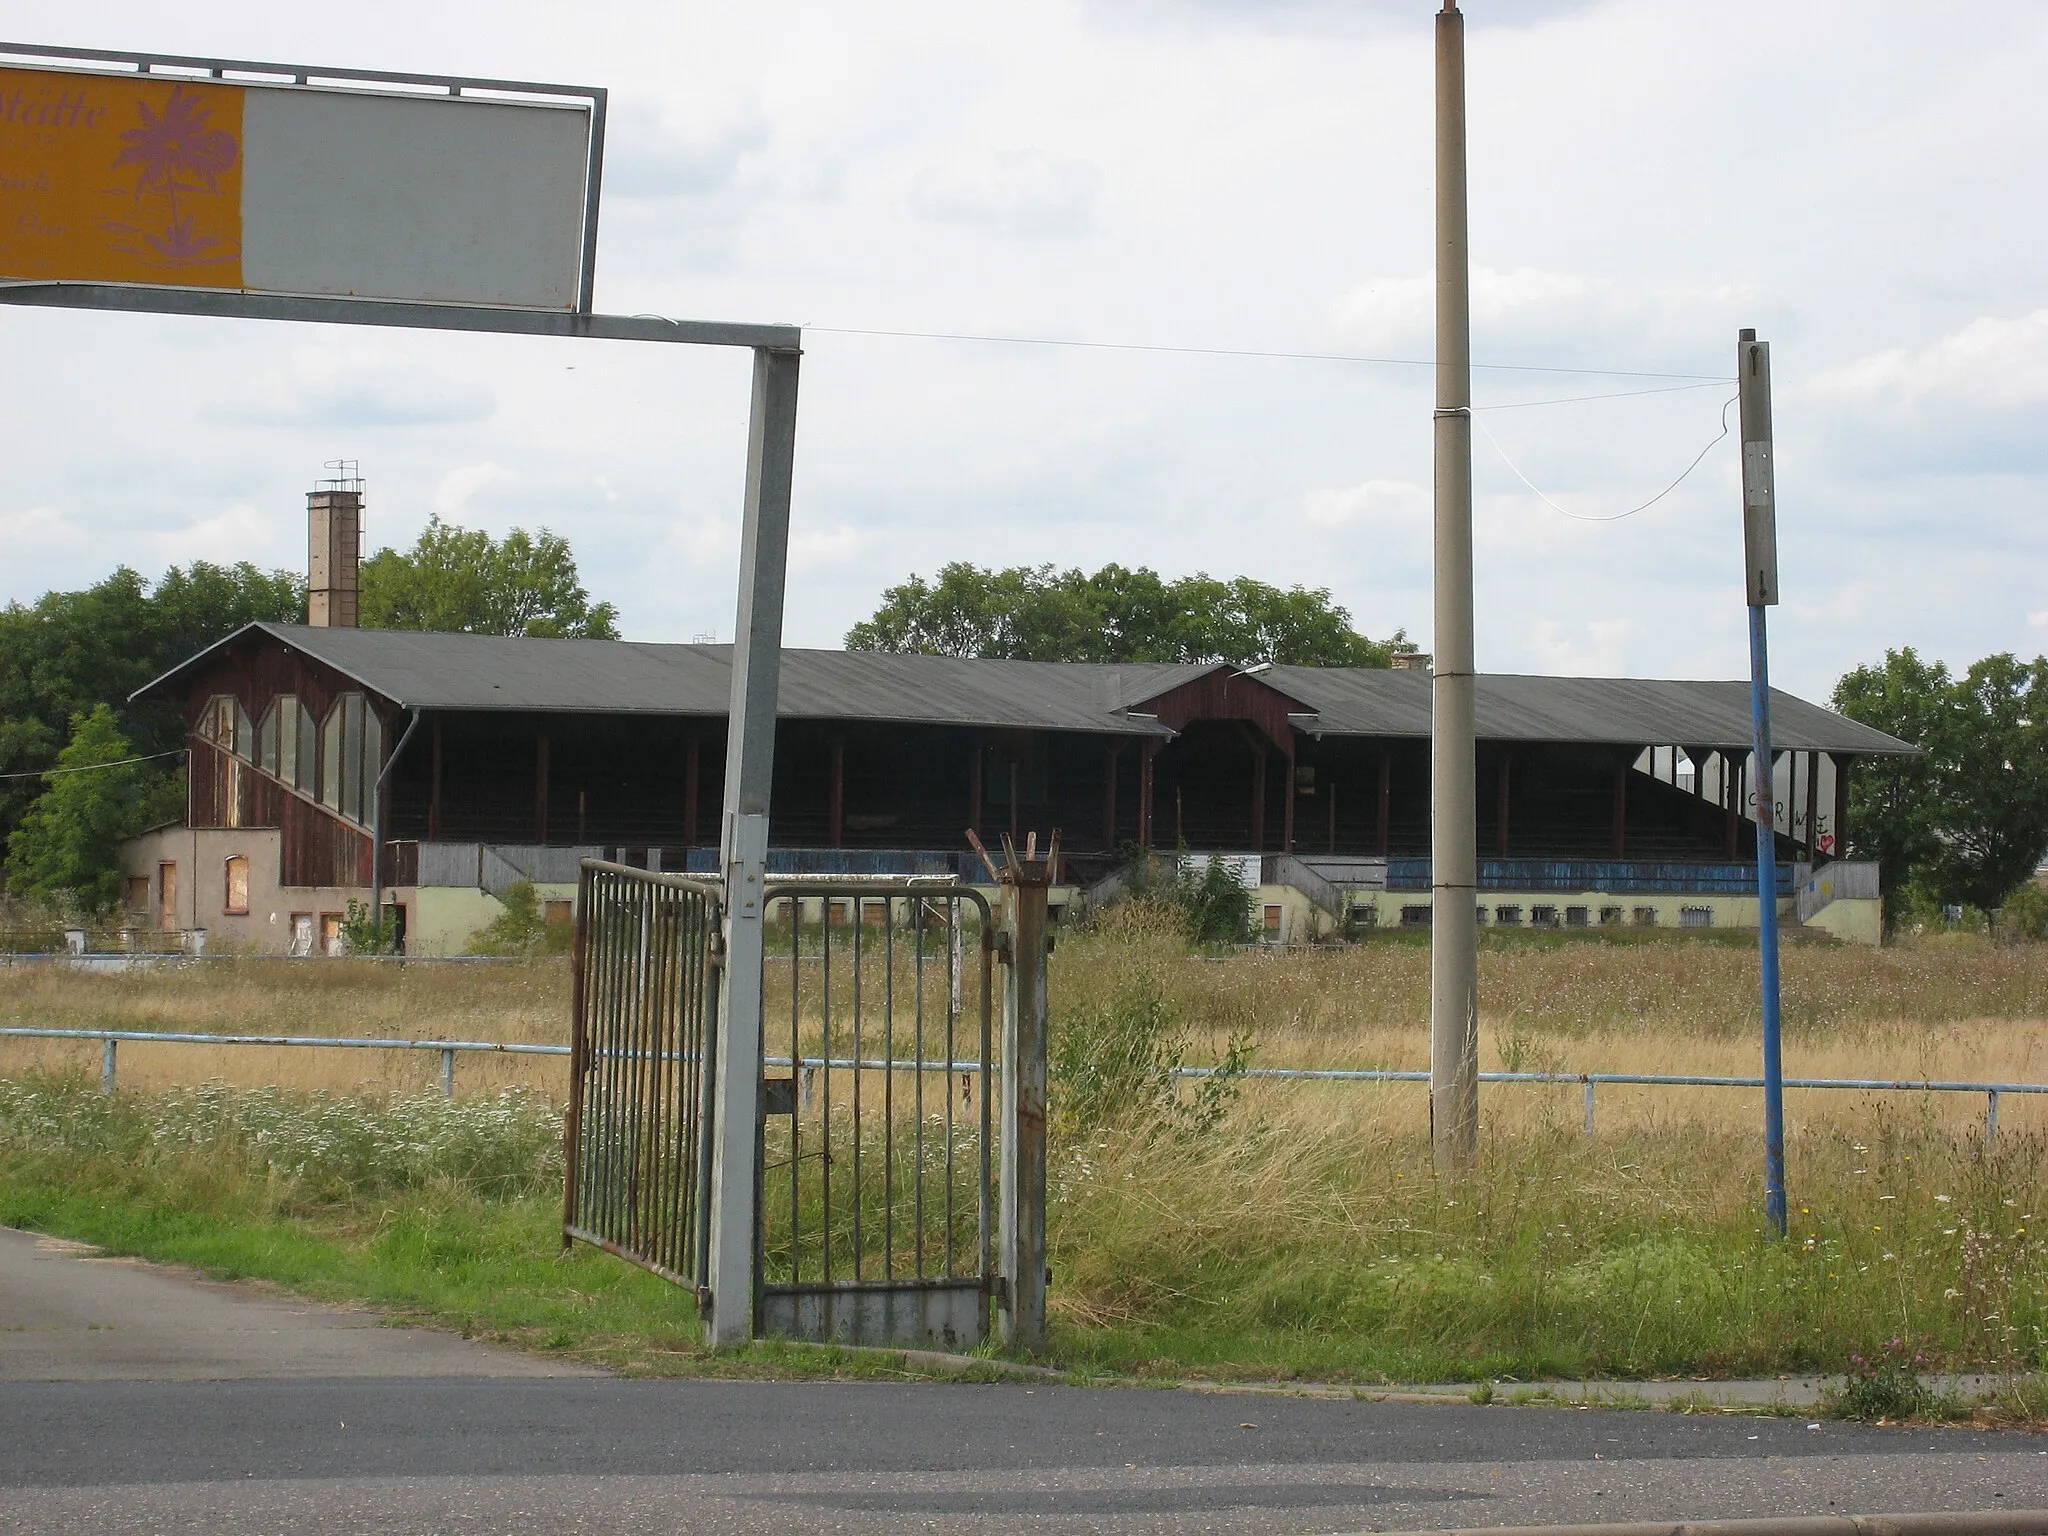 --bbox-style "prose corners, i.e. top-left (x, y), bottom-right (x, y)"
top-left (544, 899), bottom-right (572, 927)
top-left (1262, 903), bottom-right (1284, 941)
top-left (223, 856), bottom-right (250, 915)
top-left (124, 876), bottom-right (149, 911)
top-left (1565, 905), bottom-right (1590, 928)
top-left (201, 695), bottom-right (254, 759)
top-left (319, 912), bottom-right (346, 957)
